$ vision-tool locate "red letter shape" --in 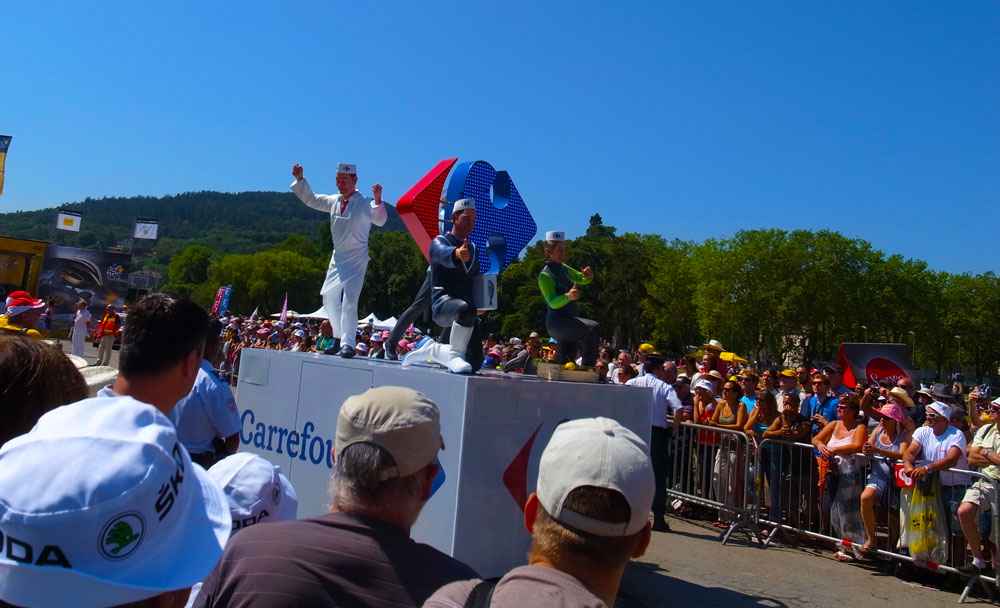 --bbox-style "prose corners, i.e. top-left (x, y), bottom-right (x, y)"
top-left (502, 422), bottom-right (544, 512)
top-left (396, 158), bottom-right (458, 262)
